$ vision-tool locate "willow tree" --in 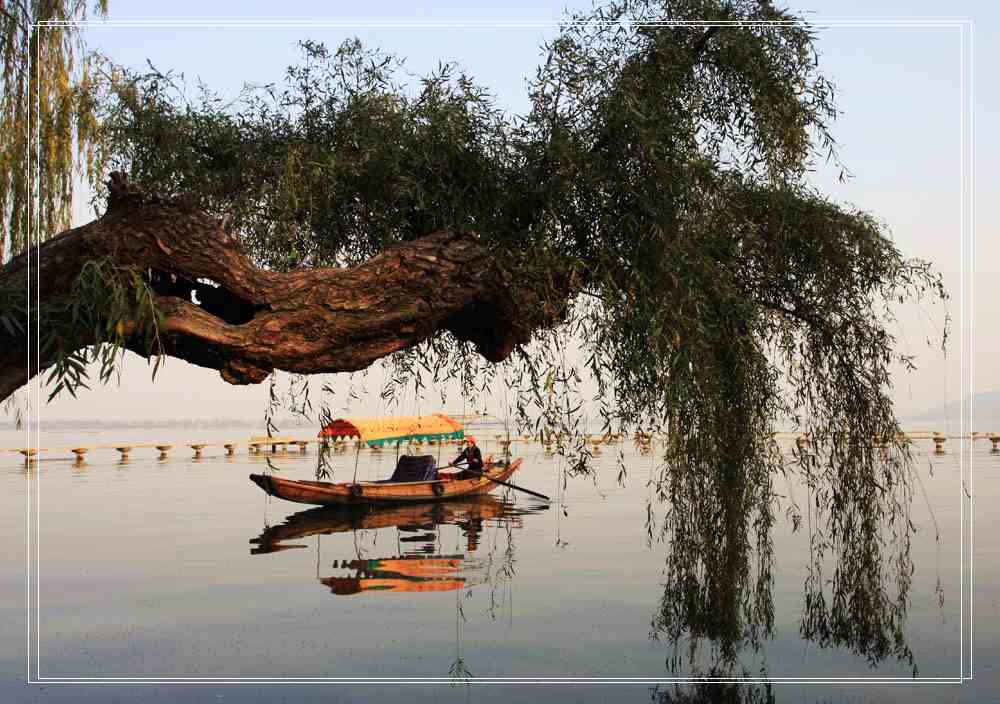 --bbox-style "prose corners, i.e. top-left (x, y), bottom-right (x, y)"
top-left (0, 0), bottom-right (944, 672)
top-left (0, 0), bottom-right (108, 262)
